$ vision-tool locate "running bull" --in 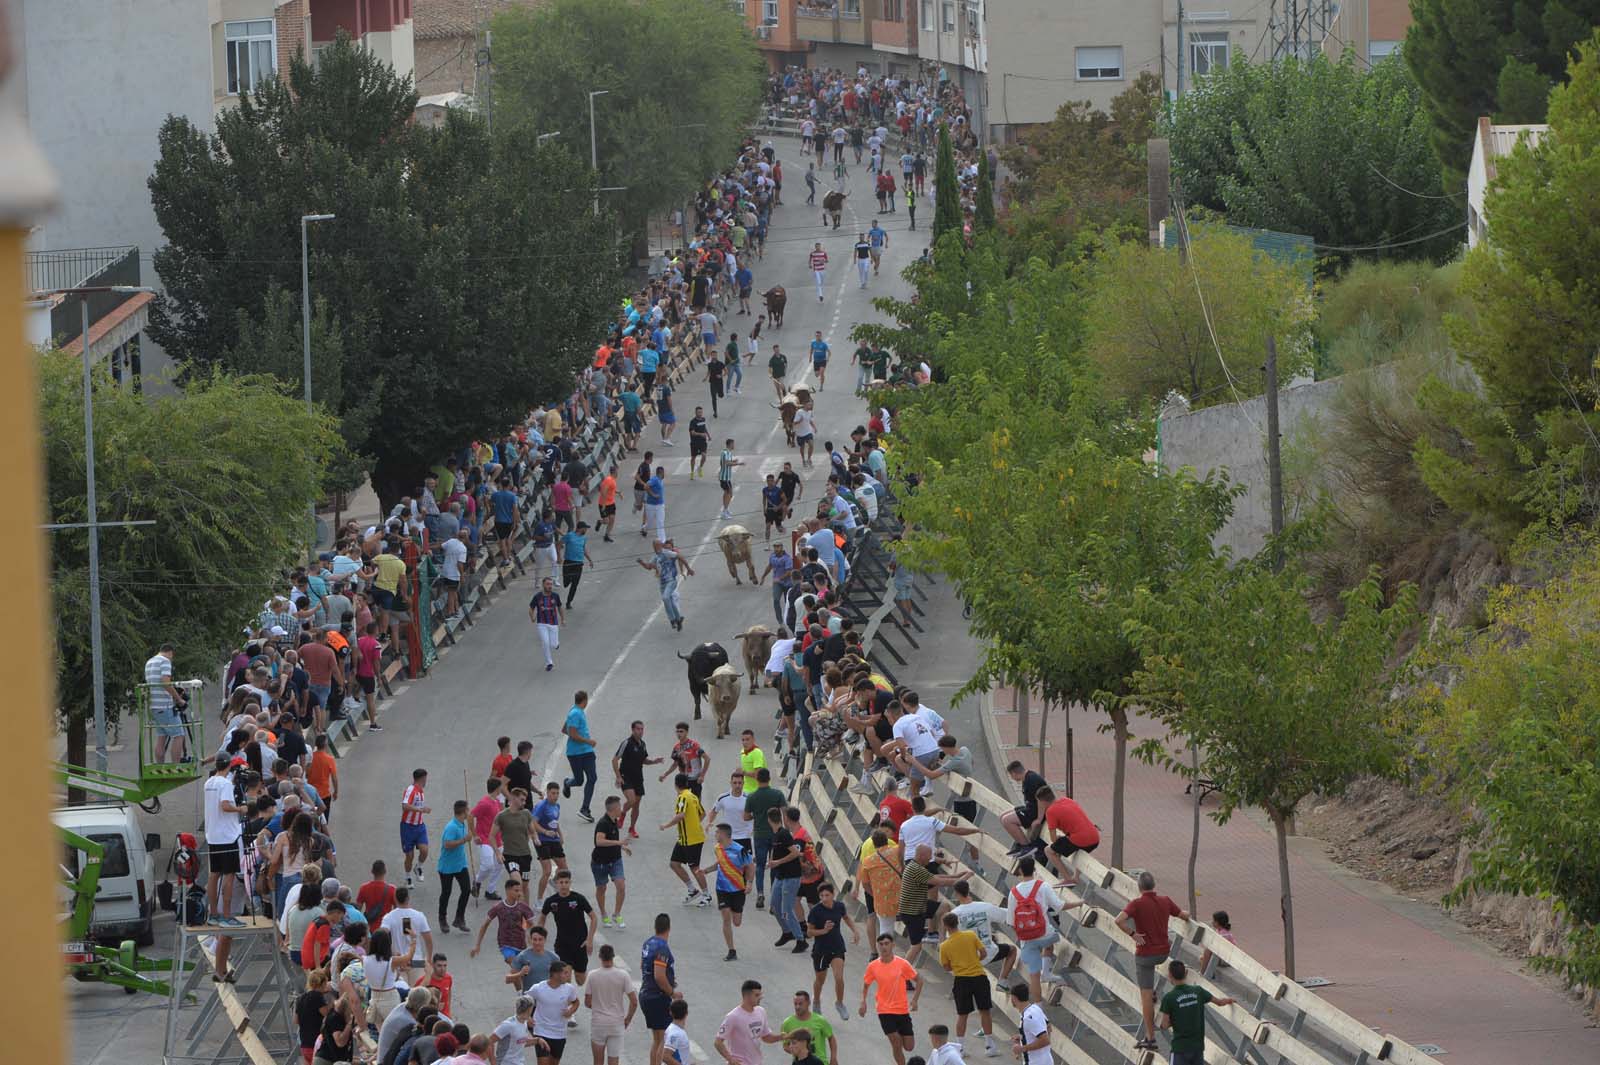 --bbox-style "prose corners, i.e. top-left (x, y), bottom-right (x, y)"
top-left (762, 285), bottom-right (787, 327)
top-left (677, 641), bottom-right (730, 721)
top-left (717, 525), bottom-right (760, 585)
top-left (706, 664), bottom-right (743, 738)
top-left (733, 625), bottom-right (778, 694)
top-left (822, 190), bottom-right (847, 230)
